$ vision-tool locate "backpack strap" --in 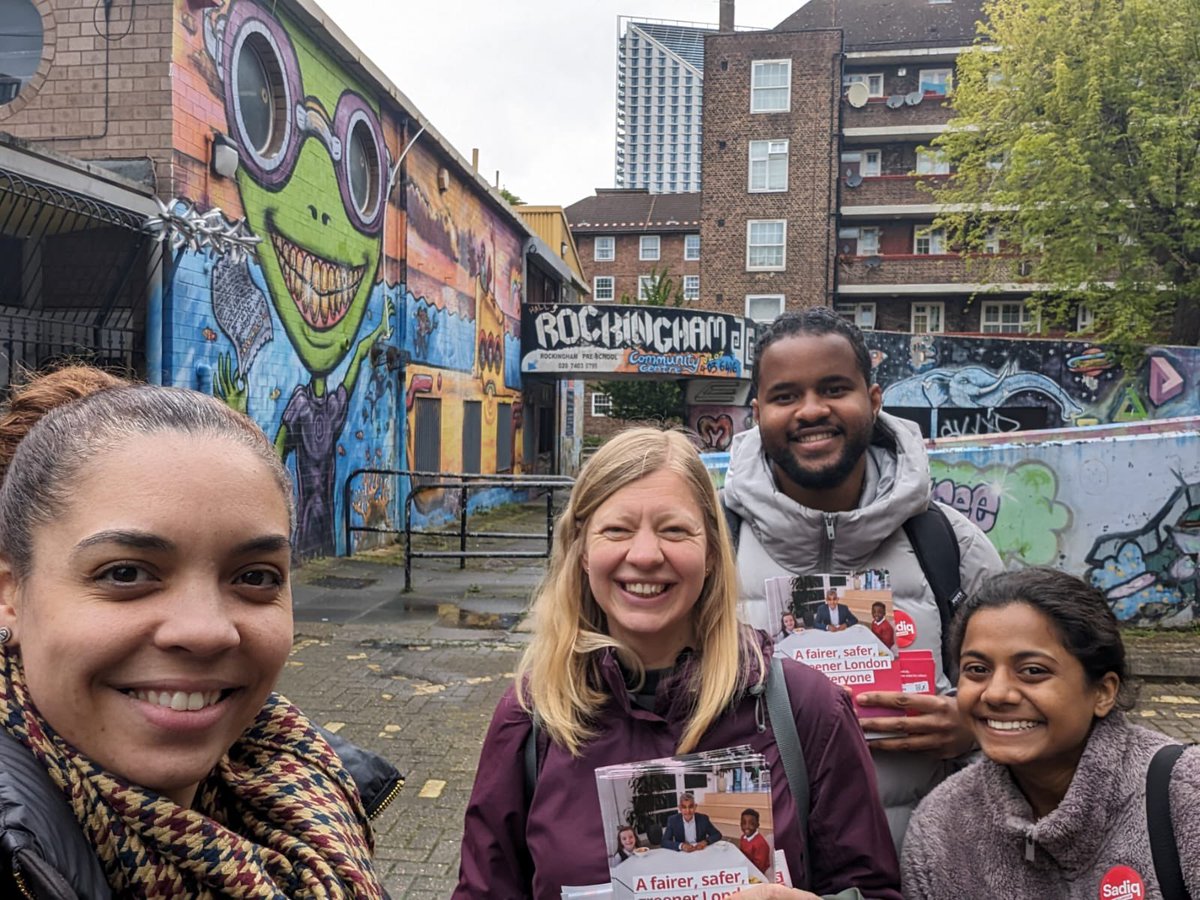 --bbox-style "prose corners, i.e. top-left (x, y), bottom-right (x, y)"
top-left (523, 715), bottom-right (542, 809)
top-left (1148, 743), bottom-right (1191, 900)
top-left (902, 502), bottom-right (964, 681)
top-left (766, 655), bottom-right (812, 891)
